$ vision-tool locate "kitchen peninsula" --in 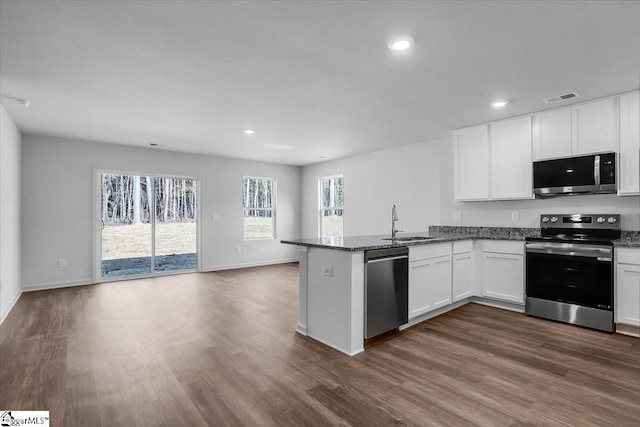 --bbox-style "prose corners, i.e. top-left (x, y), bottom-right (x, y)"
top-left (281, 226), bottom-right (538, 356)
